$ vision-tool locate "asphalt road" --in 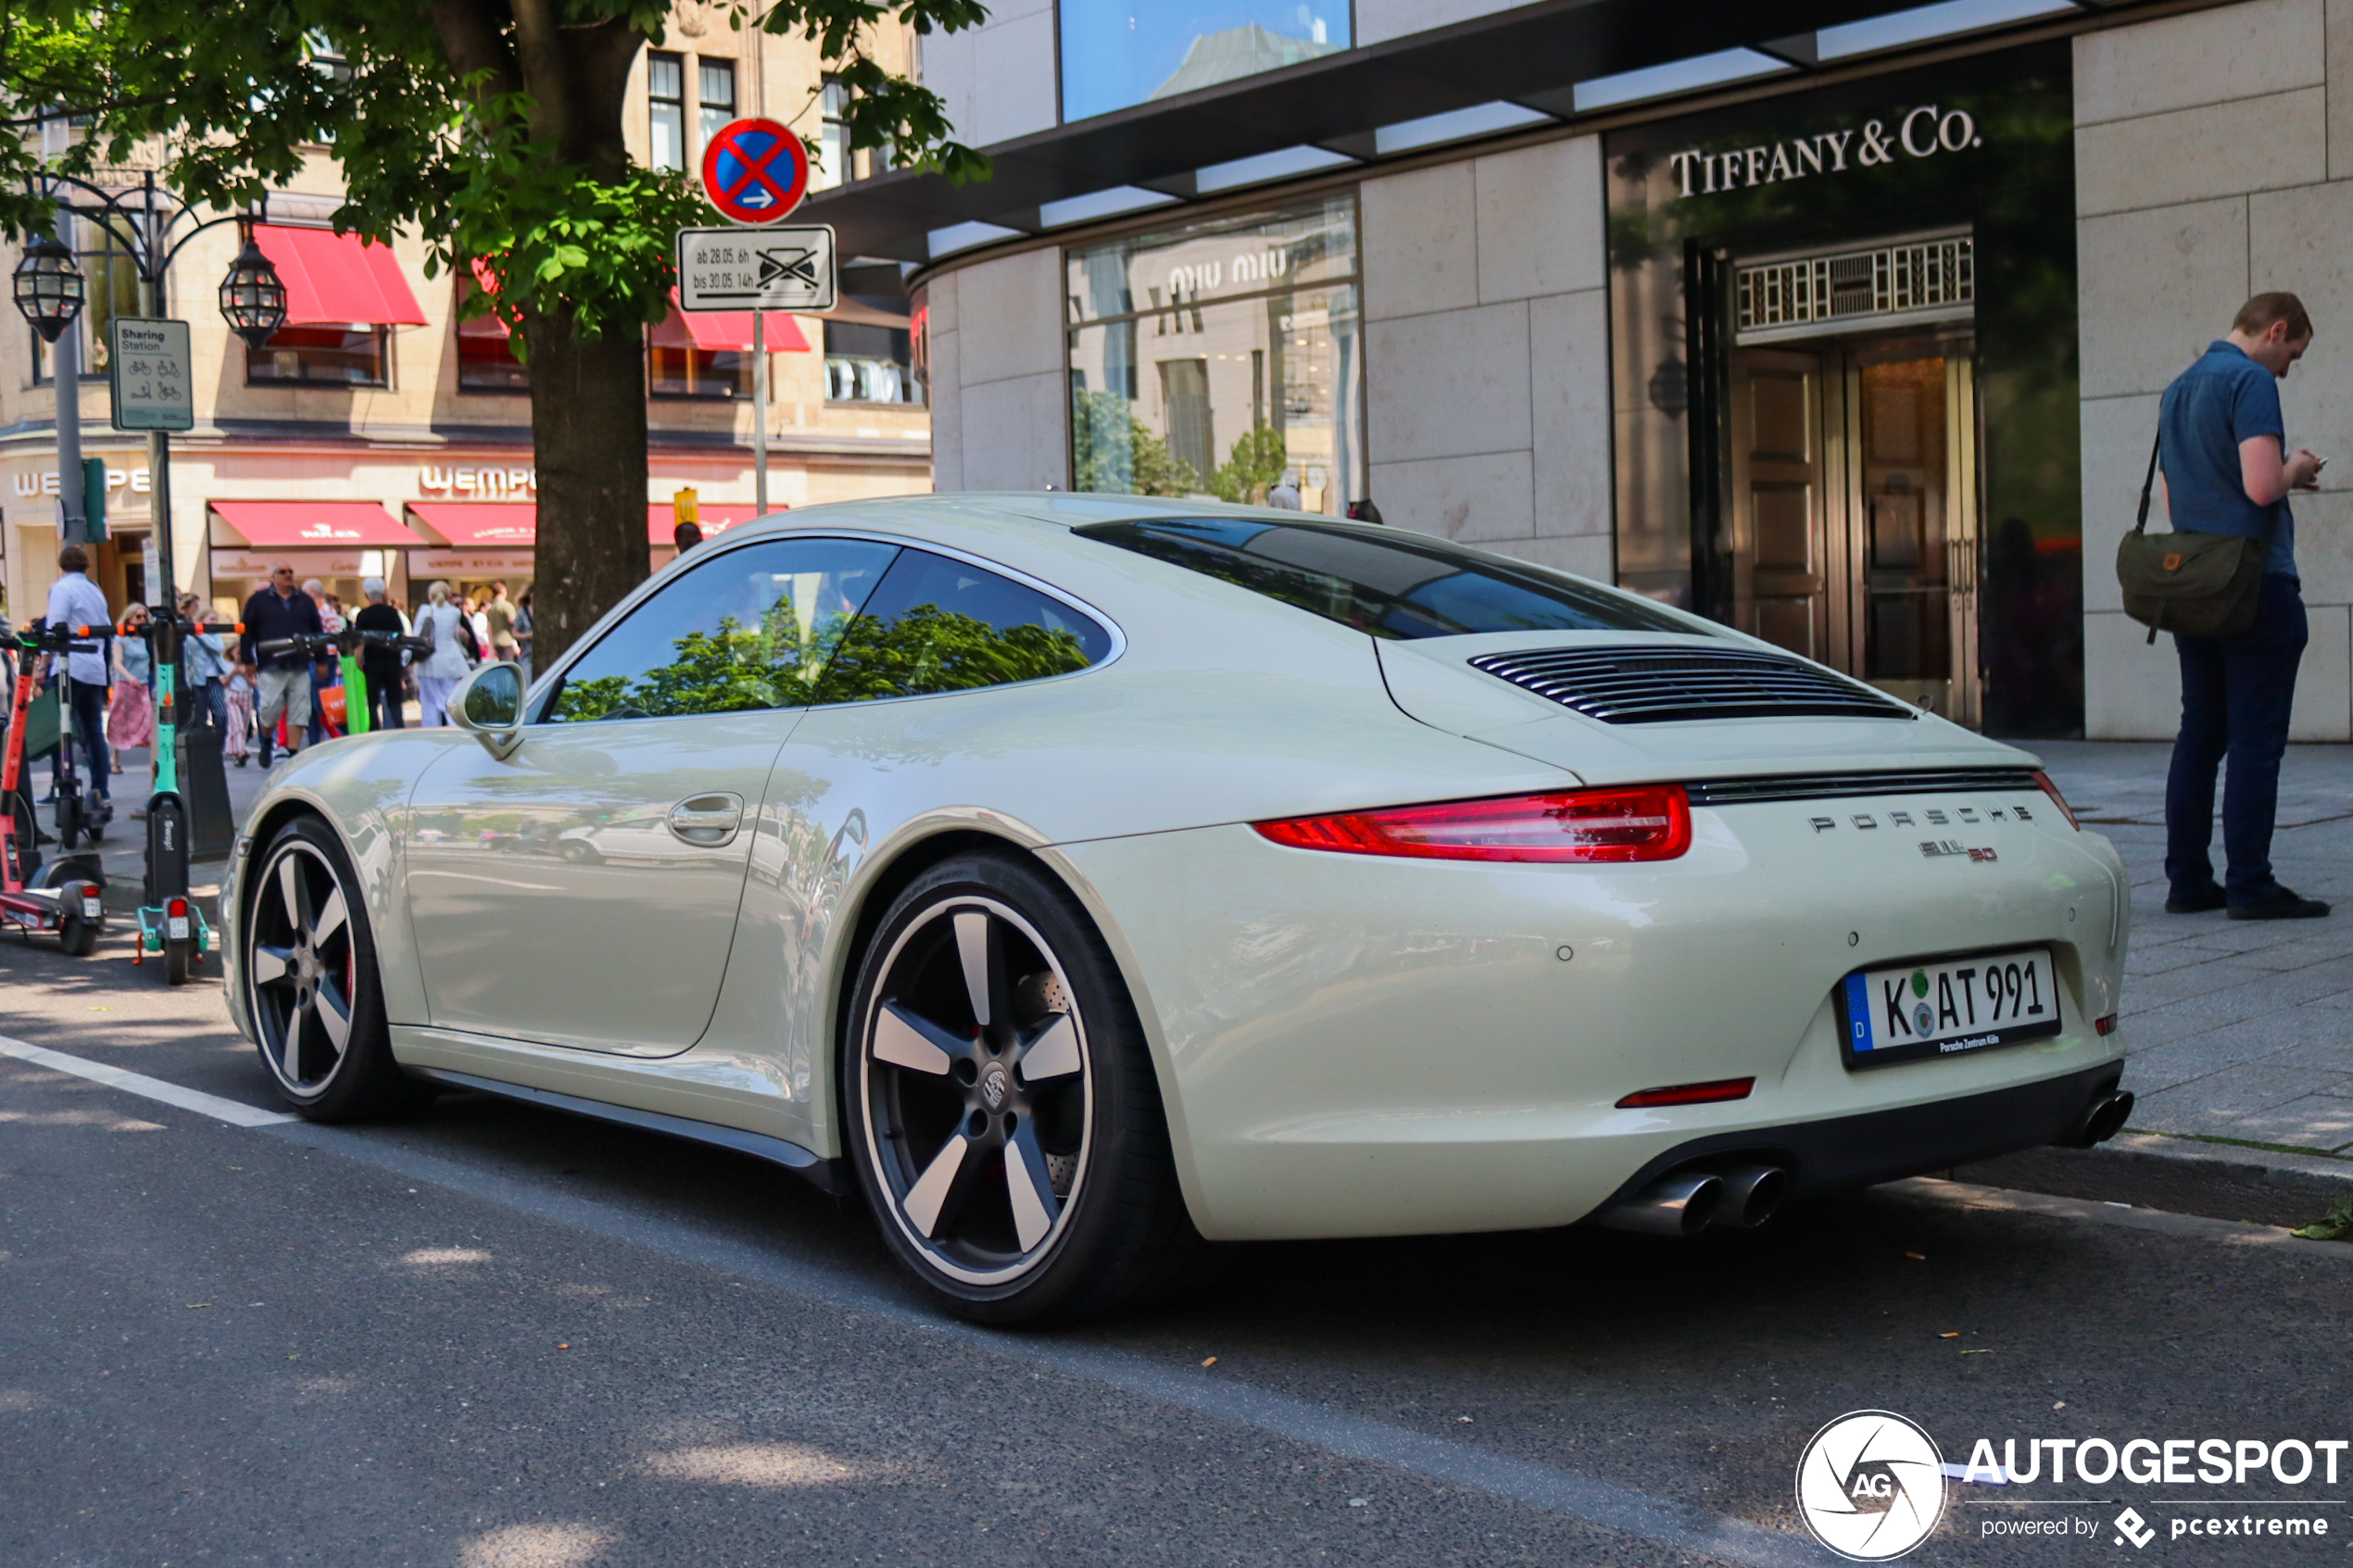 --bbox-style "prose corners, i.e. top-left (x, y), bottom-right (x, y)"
top-left (5, 925), bottom-right (2351, 1568)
